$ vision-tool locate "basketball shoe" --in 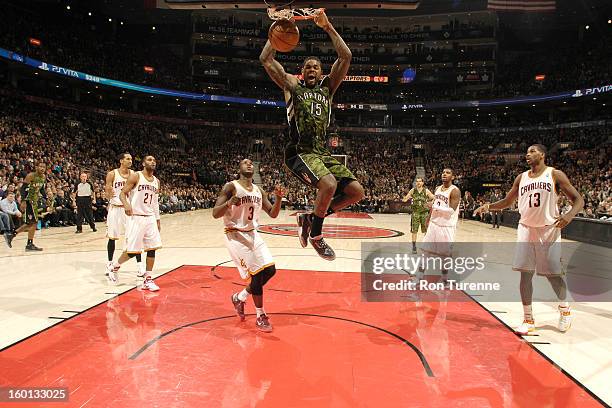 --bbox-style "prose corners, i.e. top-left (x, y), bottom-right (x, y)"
top-left (142, 276), bottom-right (159, 291)
top-left (106, 261), bottom-right (119, 284)
top-left (297, 213), bottom-right (312, 248)
top-left (137, 263), bottom-right (146, 278)
top-left (309, 235), bottom-right (336, 261)
top-left (25, 243), bottom-right (42, 251)
top-left (515, 320), bottom-right (536, 335)
top-left (256, 314), bottom-right (273, 332)
top-left (231, 293), bottom-right (246, 321)
top-left (558, 306), bottom-right (572, 332)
